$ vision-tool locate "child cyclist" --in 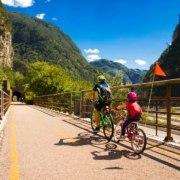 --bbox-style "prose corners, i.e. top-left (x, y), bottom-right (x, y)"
top-left (115, 92), bottom-right (142, 140)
